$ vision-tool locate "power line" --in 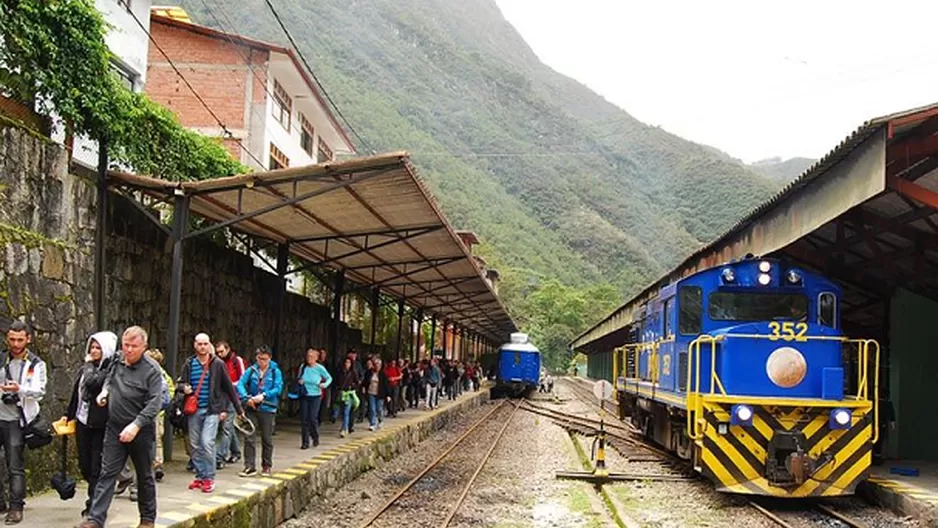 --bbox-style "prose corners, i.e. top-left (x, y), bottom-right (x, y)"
top-left (261, 0), bottom-right (376, 154)
top-left (124, 6), bottom-right (268, 169)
